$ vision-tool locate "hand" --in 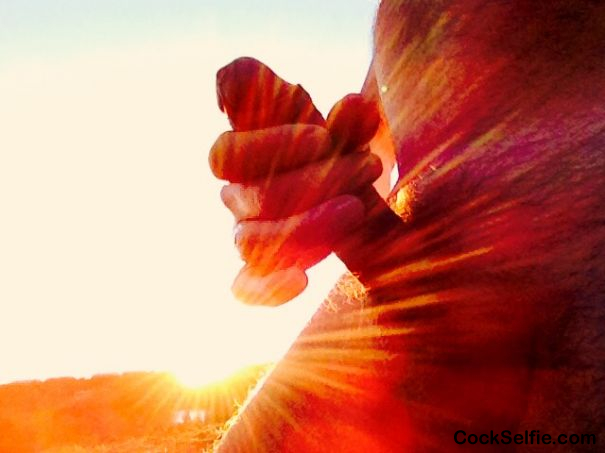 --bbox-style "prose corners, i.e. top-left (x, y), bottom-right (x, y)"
top-left (210, 57), bottom-right (382, 306)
